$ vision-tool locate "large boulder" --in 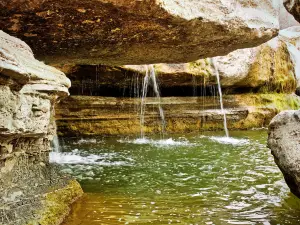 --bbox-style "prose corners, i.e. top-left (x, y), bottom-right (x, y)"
top-left (268, 110), bottom-right (300, 198)
top-left (0, 30), bottom-right (82, 225)
top-left (0, 0), bottom-right (279, 65)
